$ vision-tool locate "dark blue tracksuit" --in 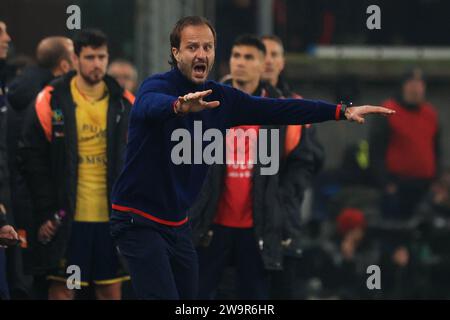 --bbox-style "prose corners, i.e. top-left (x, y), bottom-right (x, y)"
top-left (110, 67), bottom-right (340, 299)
